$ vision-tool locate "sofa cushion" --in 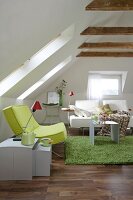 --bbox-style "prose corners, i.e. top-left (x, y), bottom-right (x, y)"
top-left (103, 100), bottom-right (128, 112)
top-left (103, 104), bottom-right (113, 114)
top-left (70, 115), bottom-right (92, 128)
top-left (75, 100), bottom-right (99, 114)
top-left (96, 104), bottom-right (113, 115)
